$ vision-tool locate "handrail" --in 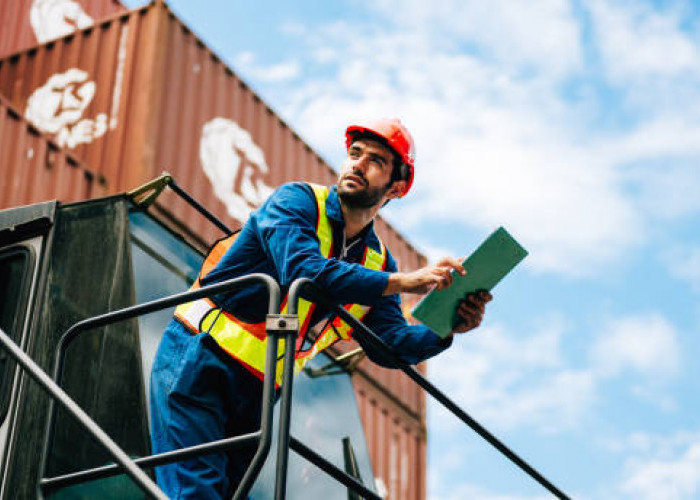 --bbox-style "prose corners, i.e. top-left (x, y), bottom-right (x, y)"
top-left (129, 172), bottom-right (235, 236)
top-left (0, 326), bottom-right (167, 499)
top-left (289, 437), bottom-right (381, 500)
top-left (286, 278), bottom-right (571, 500)
top-left (30, 270), bottom-right (555, 500)
top-left (39, 274), bottom-right (281, 500)
top-left (41, 432), bottom-right (260, 490)
top-left (36, 272), bottom-right (380, 500)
